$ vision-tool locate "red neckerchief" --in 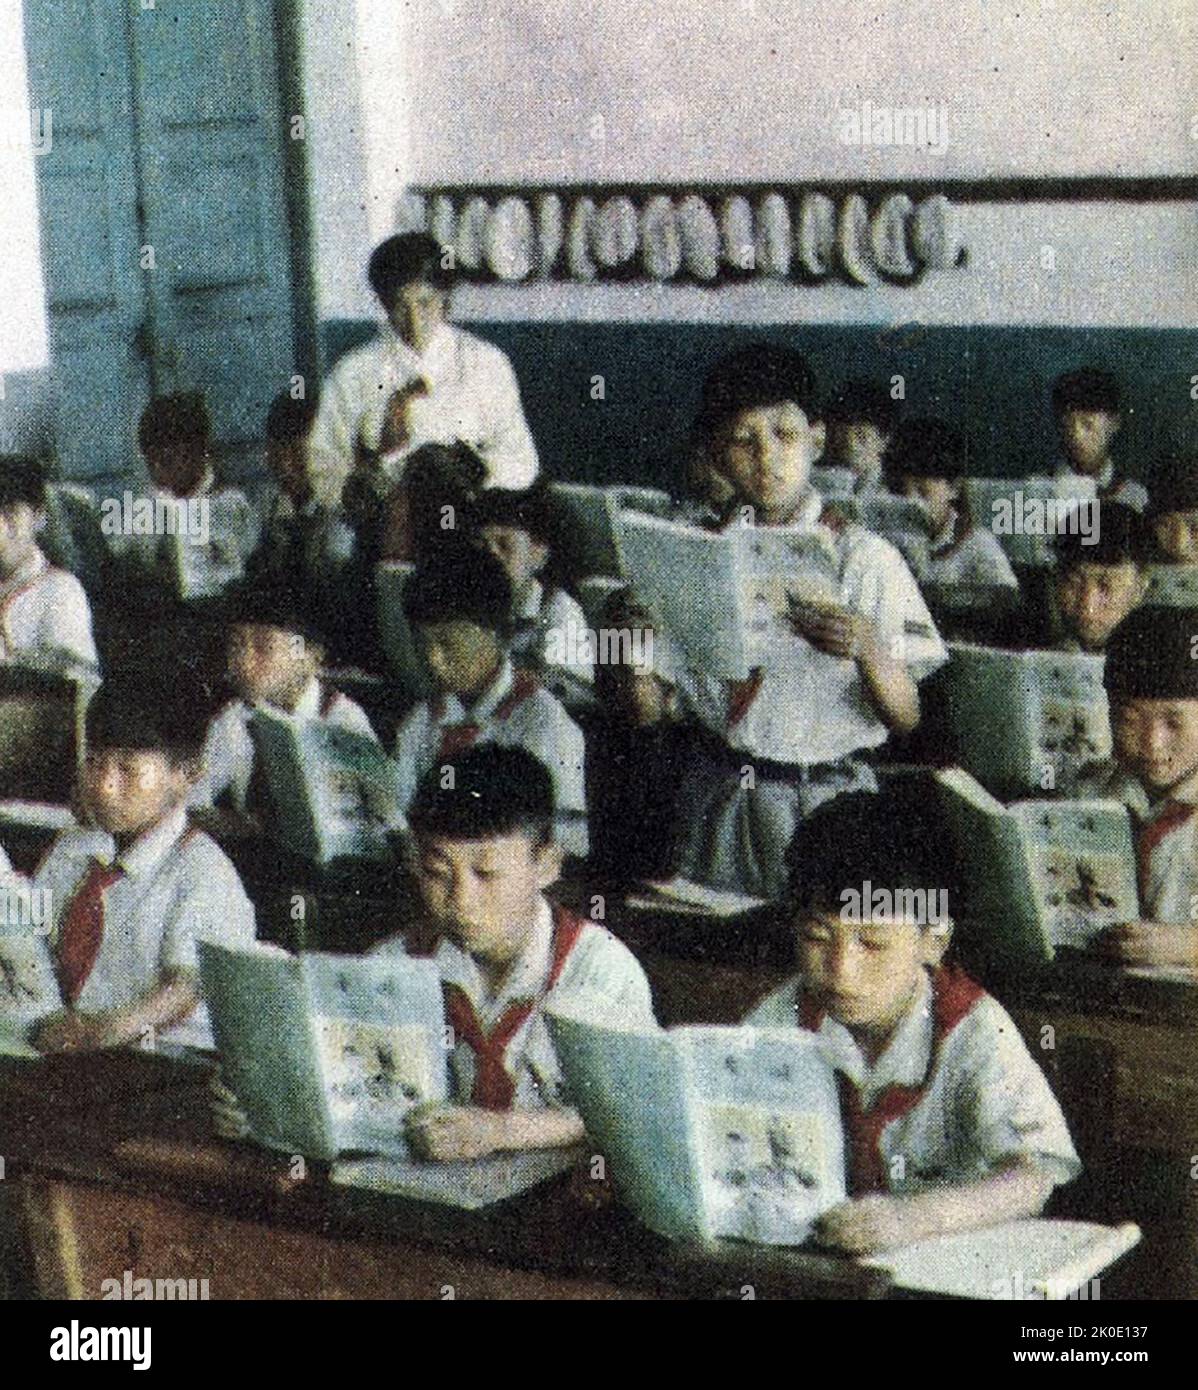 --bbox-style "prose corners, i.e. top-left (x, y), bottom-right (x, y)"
top-left (434, 668), bottom-right (540, 762)
top-left (442, 905), bottom-right (587, 1110)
